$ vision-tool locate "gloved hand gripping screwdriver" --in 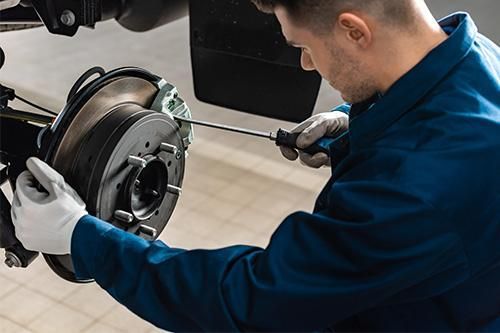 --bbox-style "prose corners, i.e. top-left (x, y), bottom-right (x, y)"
top-left (174, 116), bottom-right (347, 157)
